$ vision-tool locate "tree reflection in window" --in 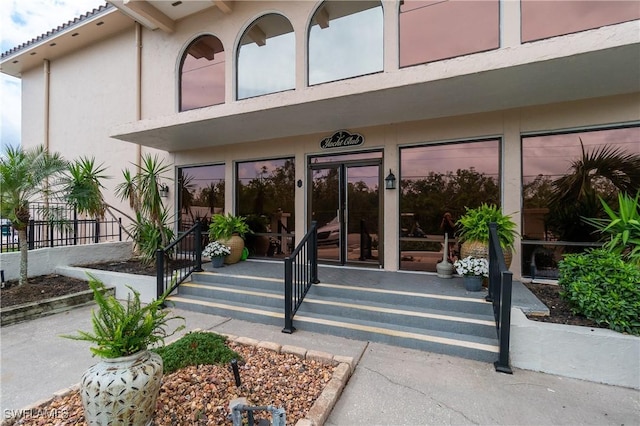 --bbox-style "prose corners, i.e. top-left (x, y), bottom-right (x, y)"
top-left (236, 158), bottom-right (296, 257)
top-left (237, 14), bottom-right (295, 99)
top-left (309, 1), bottom-right (383, 85)
top-left (399, 139), bottom-right (500, 272)
top-left (178, 164), bottom-right (225, 231)
top-left (180, 35), bottom-right (225, 111)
